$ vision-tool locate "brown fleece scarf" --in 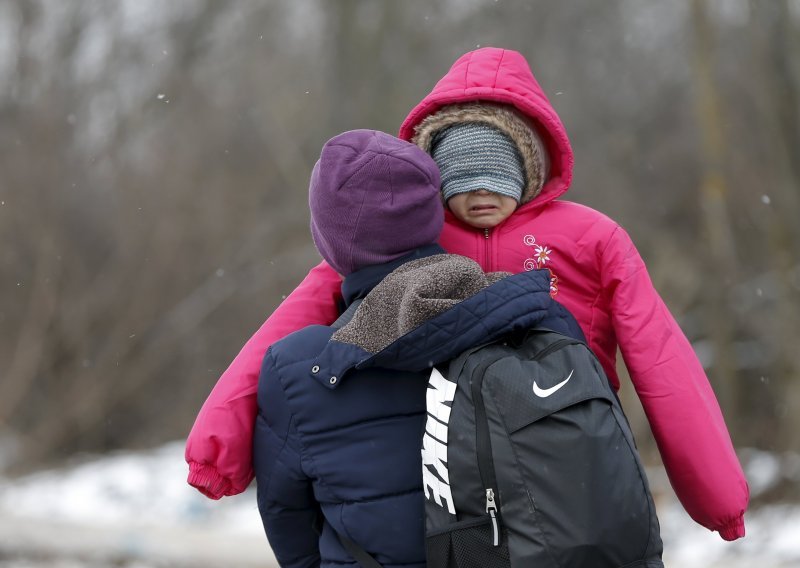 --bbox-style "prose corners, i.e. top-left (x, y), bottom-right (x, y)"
top-left (331, 254), bottom-right (510, 355)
